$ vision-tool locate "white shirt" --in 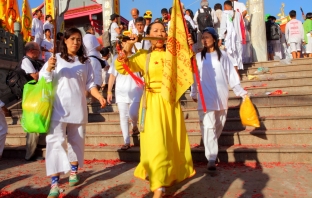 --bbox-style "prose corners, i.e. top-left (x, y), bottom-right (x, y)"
top-left (43, 21), bottom-right (54, 38)
top-left (83, 33), bottom-right (101, 57)
top-left (132, 32), bottom-right (151, 52)
top-left (128, 19), bottom-right (138, 33)
top-left (41, 38), bottom-right (54, 60)
top-left (108, 55), bottom-right (143, 103)
top-left (193, 7), bottom-right (218, 26)
top-left (285, 19), bottom-right (305, 43)
top-left (220, 10), bottom-right (242, 42)
top-left (110, 22), bottom-right (119, 41)
top-left (31, 18), bottom-right (43, 39)
top-left (21, 57), bottom-right (37, 74)
top-left (89, 57), bottom-right (103, 86)
top-left (0, 100), bottom-right (4, 108)
top-left (233, 1), bottom-right (247, 14)
top-left (190, 51), bottom-right (246, 111)
top-left (39, 53), bottom-right (95, 124)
